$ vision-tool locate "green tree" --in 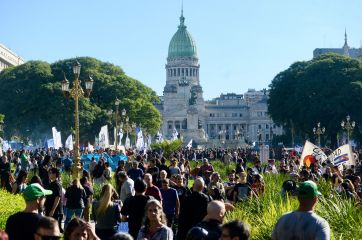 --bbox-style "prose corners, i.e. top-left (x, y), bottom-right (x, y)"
top-left (151, 139), bottom-right (183, 159)
top-left (268, 54), bottom-right (362, 147)
top-left (0, 57), bottom-right (161, 143)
